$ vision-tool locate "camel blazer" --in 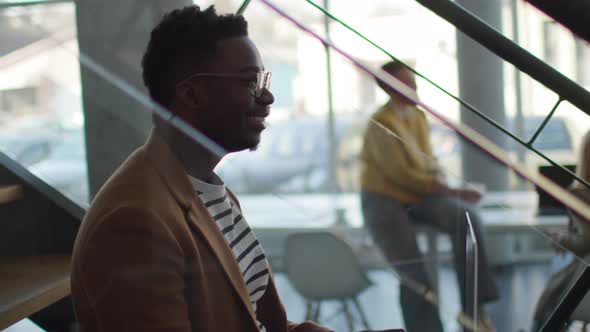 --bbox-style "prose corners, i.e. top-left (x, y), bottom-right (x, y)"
top-left (71, 130), bottom-right (330, 332)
